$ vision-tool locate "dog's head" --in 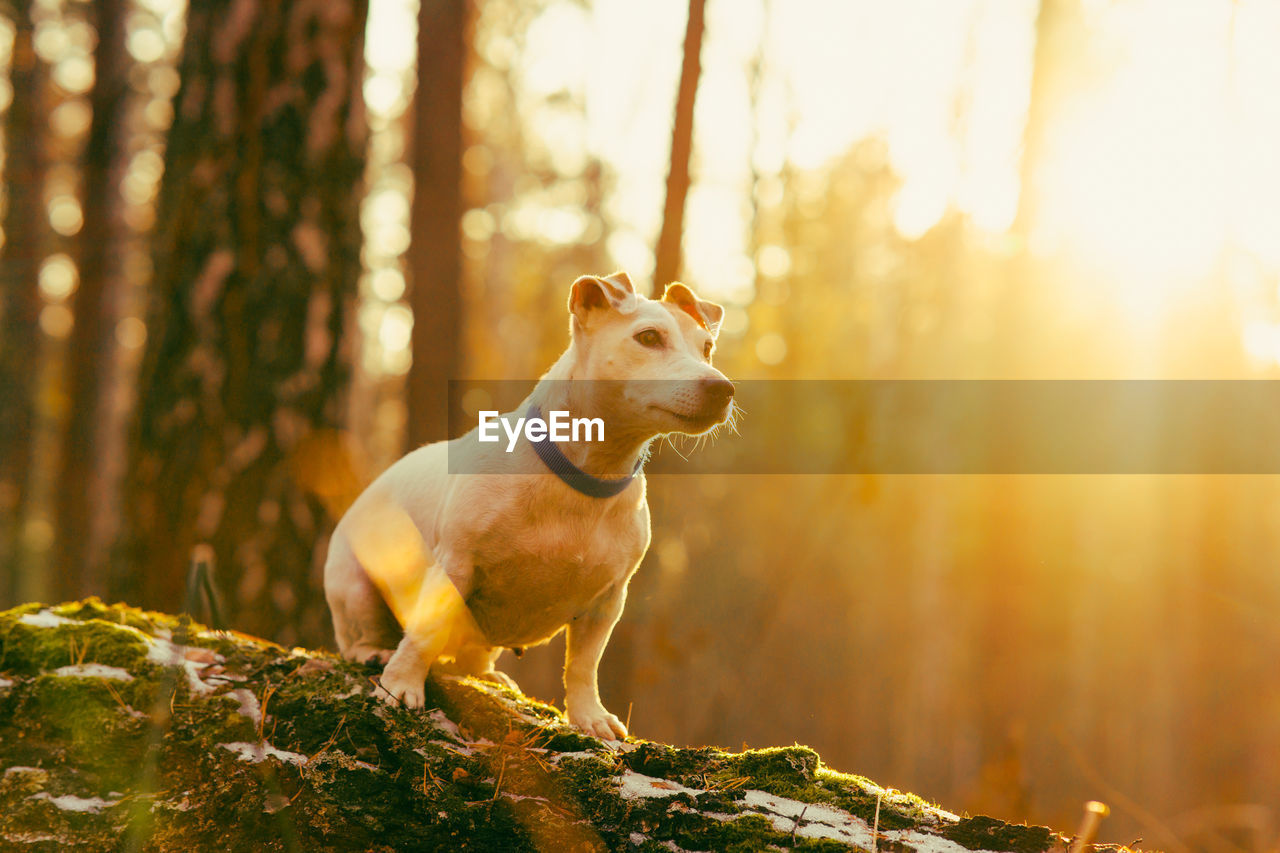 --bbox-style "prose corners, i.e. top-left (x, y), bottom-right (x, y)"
top-left (566, 272), bottom-right (734, 438)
